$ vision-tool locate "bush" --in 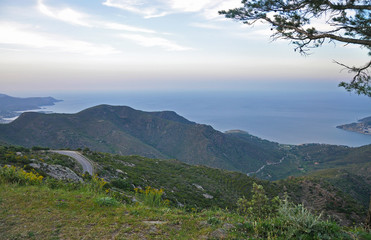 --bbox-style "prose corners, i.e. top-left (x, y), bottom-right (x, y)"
top-left (235, 184), bottom-right (352, 239)
top-left (86, 174), bottom-right (108, 193)
top-left (111, 178), bottom-right (132, 191)
top-left (31, 146), bottom-right (49, 151)
top-left (237, 182), bottom-right (279, 219)
top-left (134, 186), bottom-right (169, 207)
top-left (277, 198), bottom-right (351, 240)
top-left (0, 165), bottom-right (43, 185)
